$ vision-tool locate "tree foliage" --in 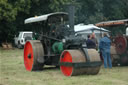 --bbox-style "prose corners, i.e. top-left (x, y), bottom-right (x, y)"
top-left (0, 0), bottom-right (31, 43)
top-left (0, 0), bottom-right (31, 21)
top-left (0, 0), bottom-right (128, 44)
